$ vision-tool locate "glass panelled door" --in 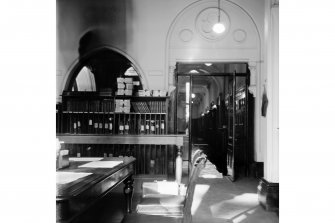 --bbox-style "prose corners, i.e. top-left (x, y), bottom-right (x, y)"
top-left (226, 74), bottom-right (236, 181)
top-left (226, 73), bottom-right (249, 181)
